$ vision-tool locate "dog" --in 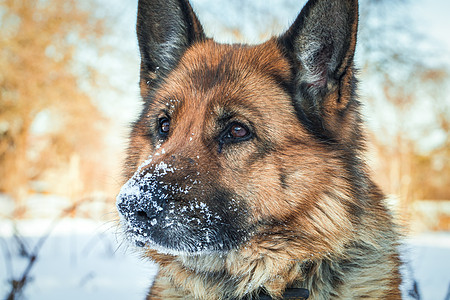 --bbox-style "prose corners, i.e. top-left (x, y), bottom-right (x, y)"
top-left (116, 0), bottom-right (402, 298)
